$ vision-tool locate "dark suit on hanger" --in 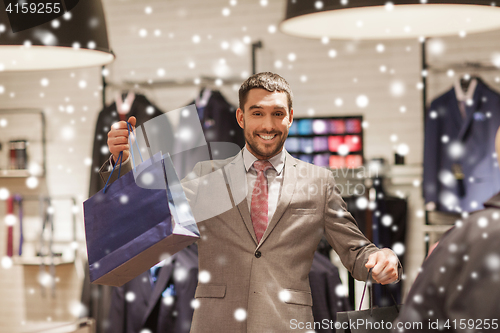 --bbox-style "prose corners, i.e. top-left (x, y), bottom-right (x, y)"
top-left (173, 90), bottom-right (245, 179)
top-left (309, 252), bottom-right (351, 332)
top-left (424, 79), bottom-right (500, 212)
top-left (371, 186), bottom-right (407, 307)
top-left (106, 246), bottom-right (199, 333)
